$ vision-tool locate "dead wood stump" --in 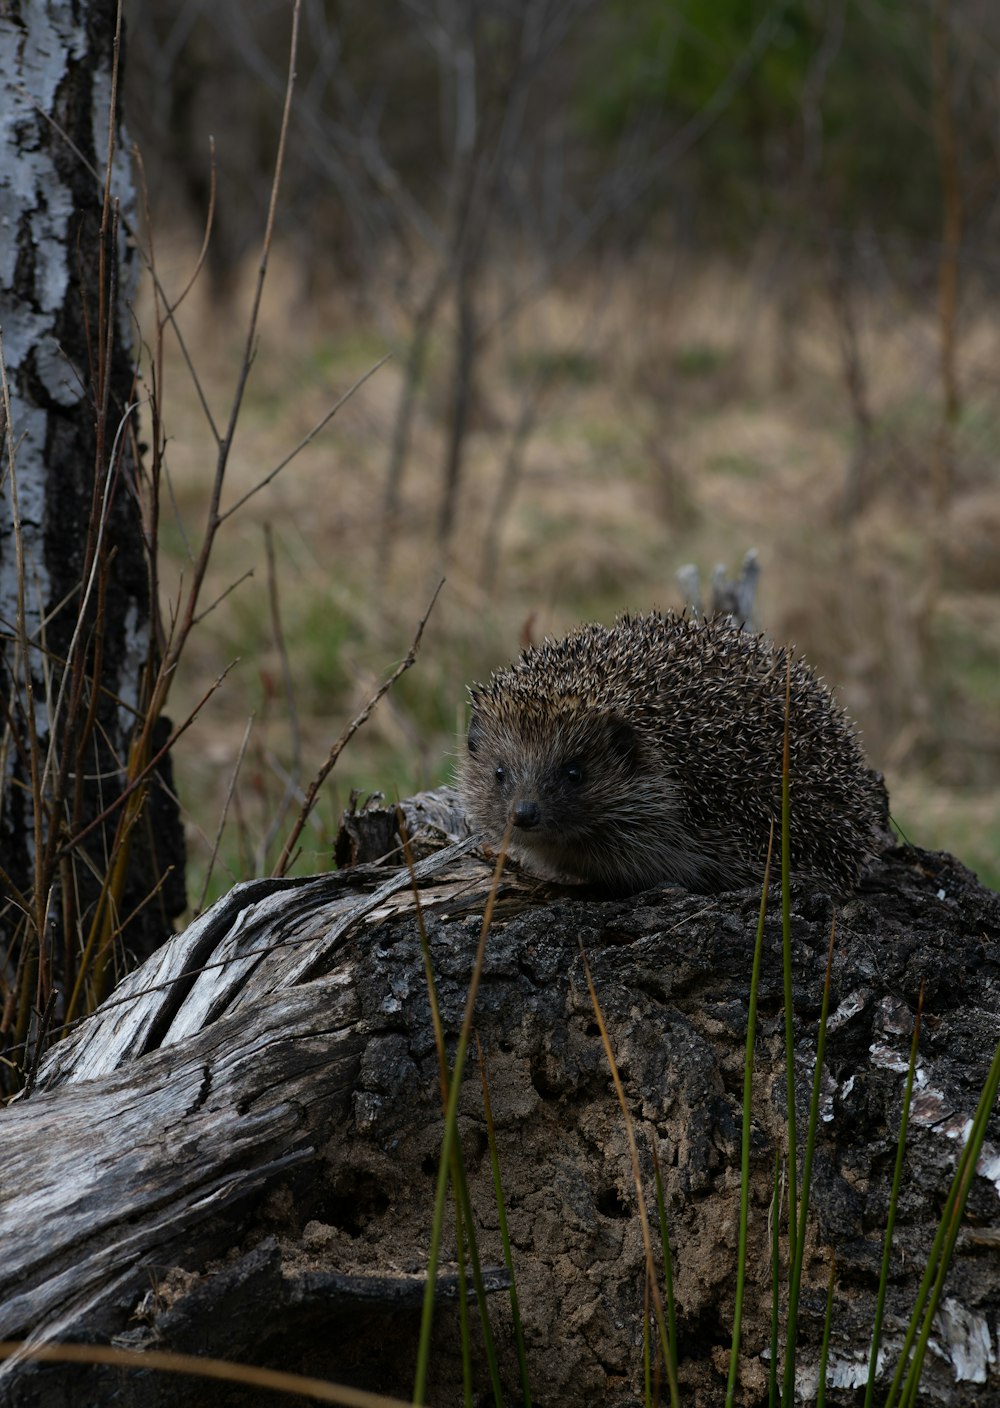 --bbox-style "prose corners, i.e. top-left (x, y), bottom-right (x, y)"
top-left (2, 789), bottom-right (999, 1406)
